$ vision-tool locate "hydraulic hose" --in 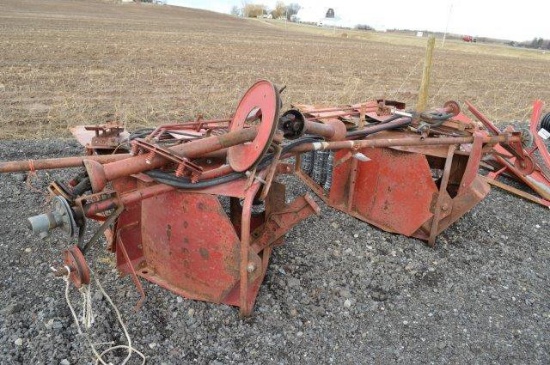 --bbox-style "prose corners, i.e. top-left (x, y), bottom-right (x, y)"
top-left (346, 116), bottom-right (412, 139)
top-left (144, 136), bottom-right (321, 189)
top-left (420, 112), bottom-right (454, 122)
top-left (128, 128), bottom-right (155, 141)
top-left (540, 112), bottom-right (550, 131)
